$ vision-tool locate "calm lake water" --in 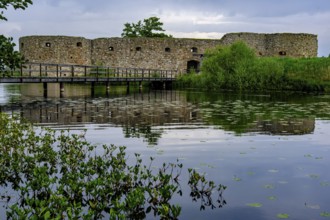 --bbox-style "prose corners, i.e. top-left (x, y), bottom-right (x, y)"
top-left (1, 83), bottom-right (330, 220)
